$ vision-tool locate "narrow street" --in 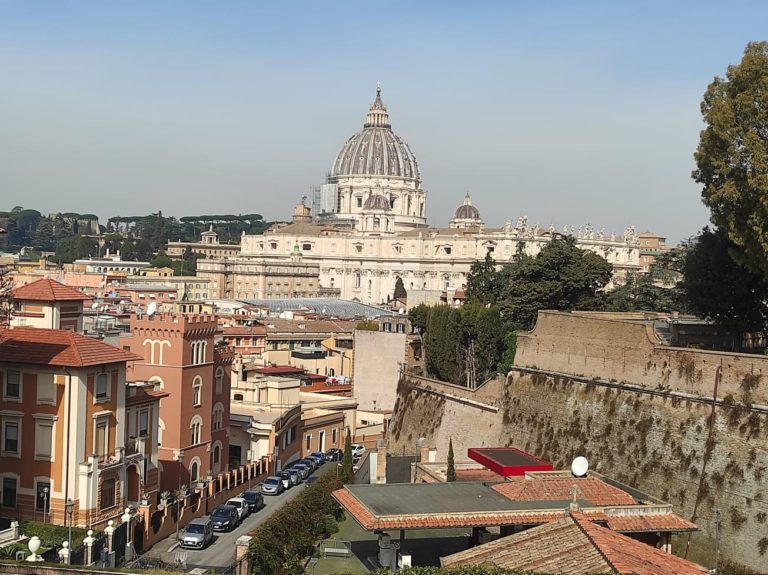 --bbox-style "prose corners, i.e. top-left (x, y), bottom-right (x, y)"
top-left (140, 463), bottom-right (334, 570)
